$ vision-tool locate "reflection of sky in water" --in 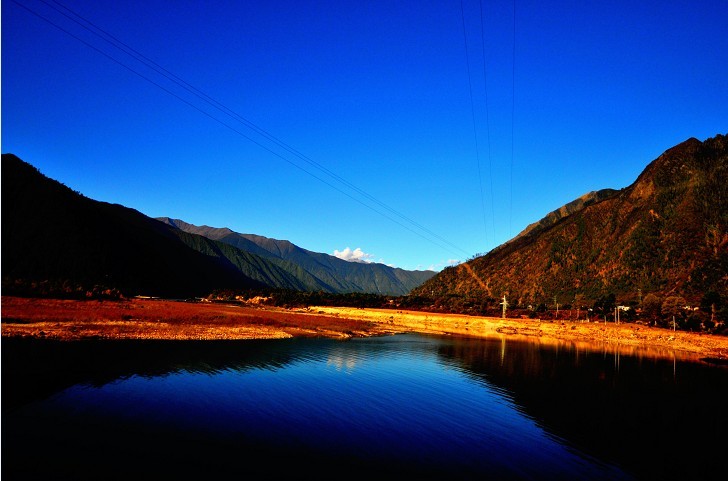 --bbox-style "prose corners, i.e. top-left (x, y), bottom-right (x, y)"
top-left (41, 335), bottom-right (631, 479)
